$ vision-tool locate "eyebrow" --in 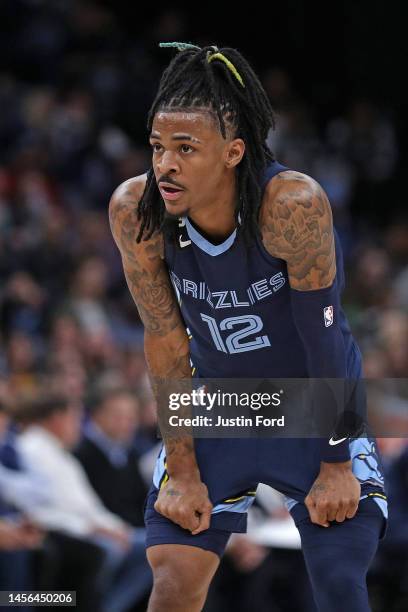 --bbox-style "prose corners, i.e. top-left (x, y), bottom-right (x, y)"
top-left (150, 132), bottom-right (202, 144)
